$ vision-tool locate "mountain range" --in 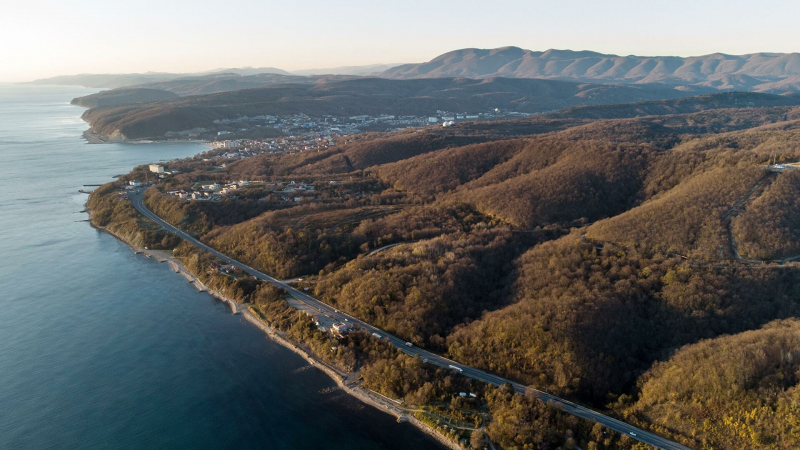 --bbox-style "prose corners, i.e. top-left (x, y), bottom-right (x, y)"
top-left (380, 47), bottom-right (800, 93)
top-left (32, 64), bottom-right (389, 89)
top-left (34, 47), bottom-right (800, 95)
